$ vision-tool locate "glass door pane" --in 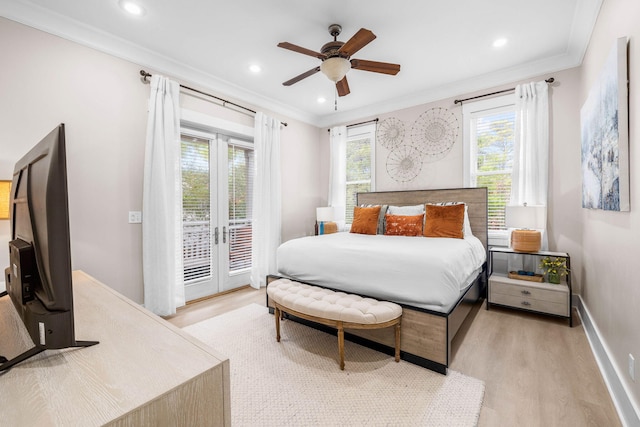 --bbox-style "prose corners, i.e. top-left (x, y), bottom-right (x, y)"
top-left (228, 143), bottom-right (253, 273)
top-left (181, 134), bottom-right (219, 301)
